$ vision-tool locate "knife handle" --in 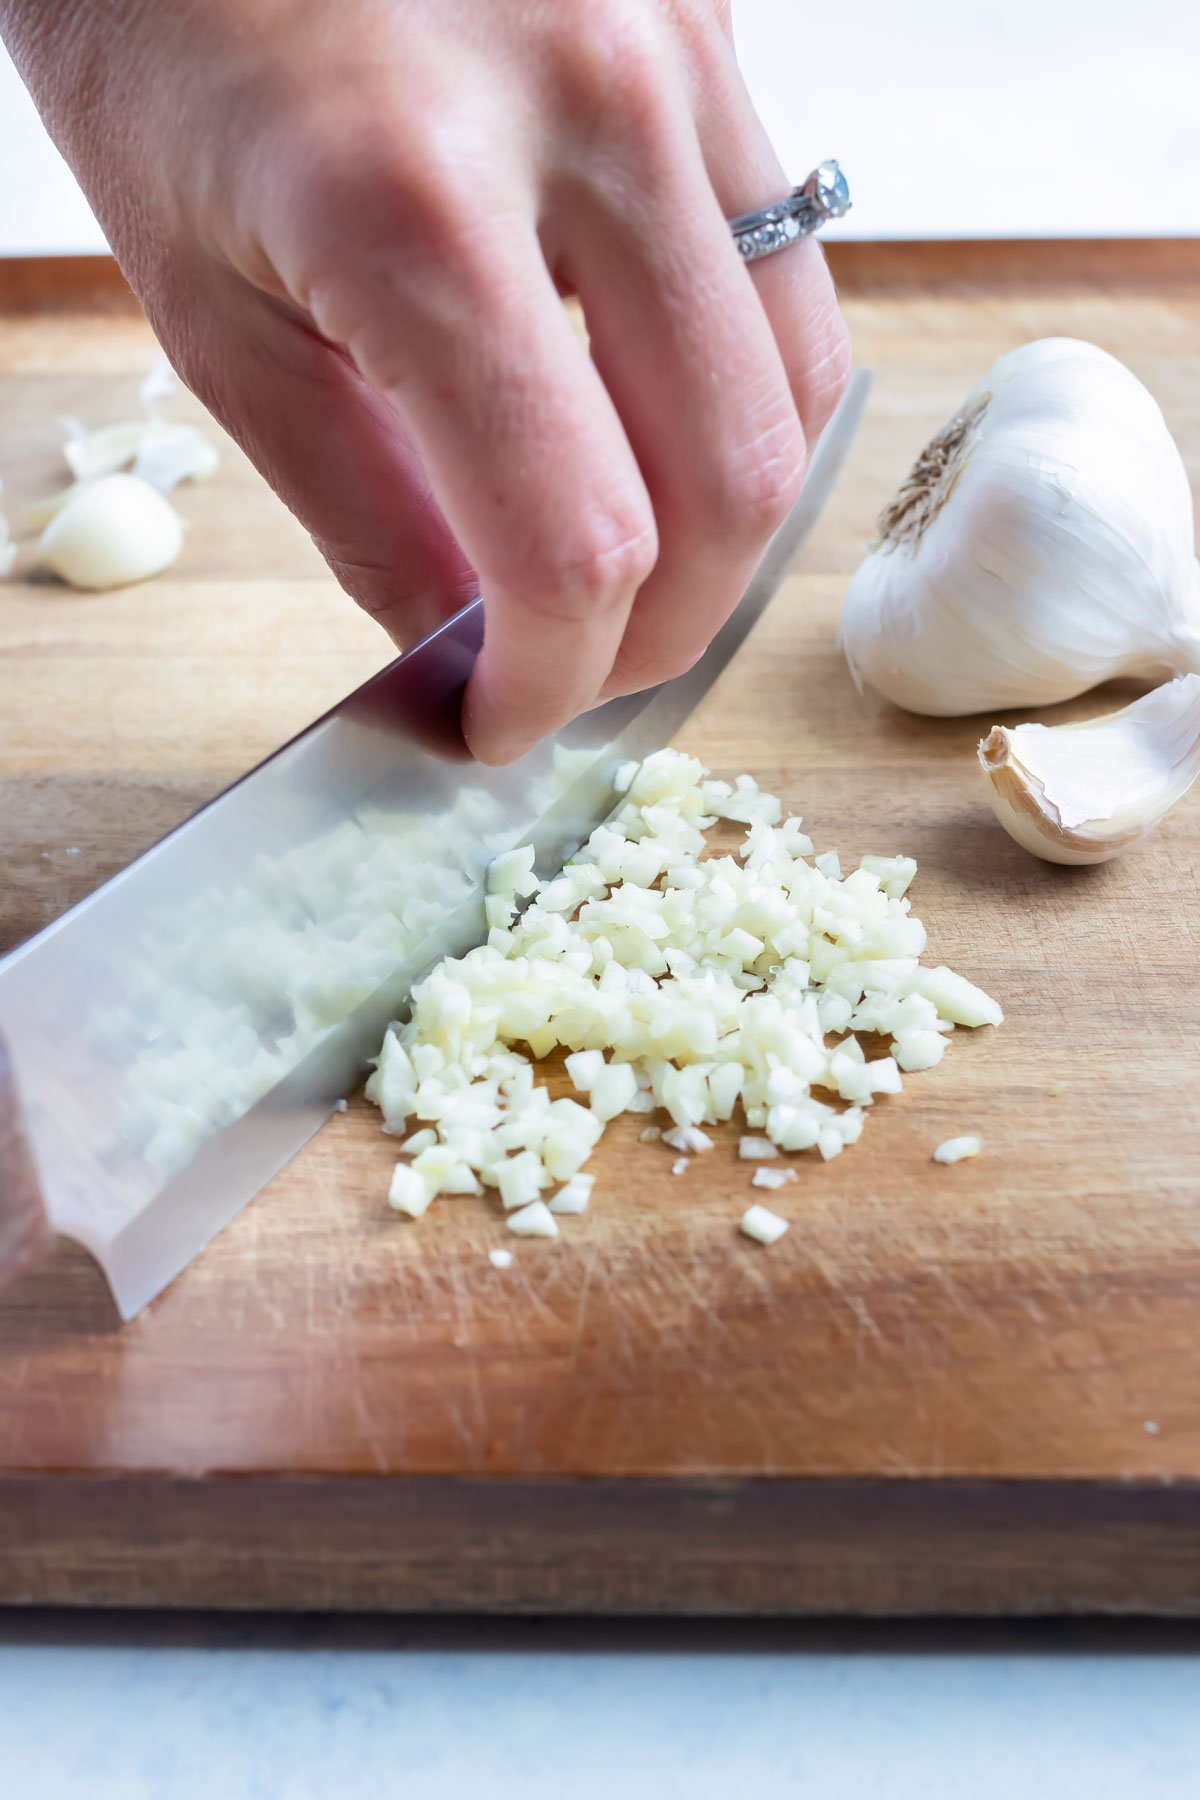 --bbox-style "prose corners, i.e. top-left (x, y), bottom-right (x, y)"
top-left (0, 1030), bottom-right (52, 1294)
